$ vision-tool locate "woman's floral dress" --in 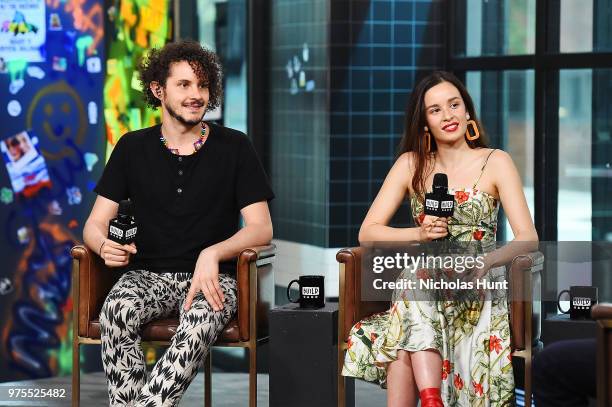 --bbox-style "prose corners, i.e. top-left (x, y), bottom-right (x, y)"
top-left (342, 186), bottom-right (515, 407)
